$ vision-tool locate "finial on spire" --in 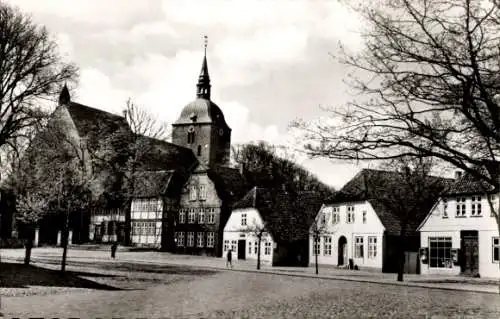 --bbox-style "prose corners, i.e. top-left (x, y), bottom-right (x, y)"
top-left (204, 35), bottom-right (208, 55)
top-left (197, 35), bottom-right (211, 99)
